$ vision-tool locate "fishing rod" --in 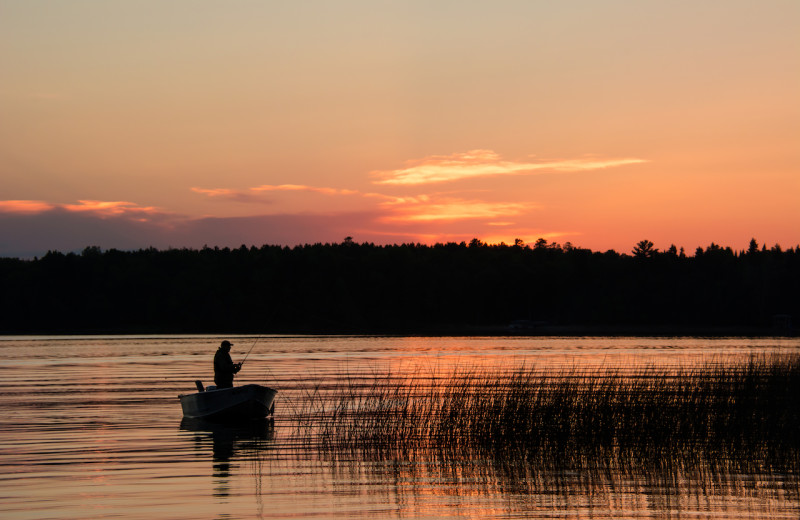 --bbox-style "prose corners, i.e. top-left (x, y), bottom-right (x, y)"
top-left (239, 336), bottom-right (261, 367)
top-left (239, 308), bottom-right (280, 367)
top-left (236, 307), bottom-right (281, 369)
